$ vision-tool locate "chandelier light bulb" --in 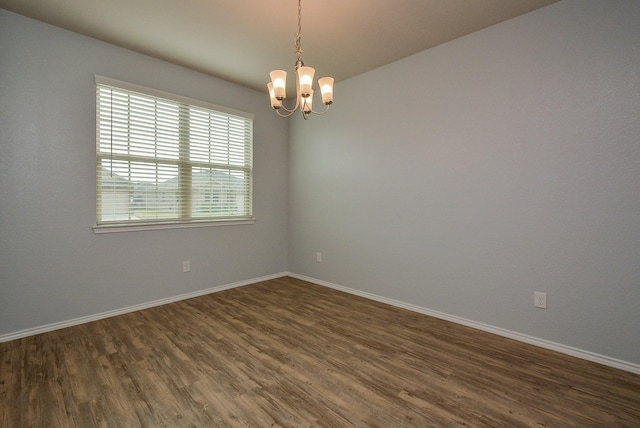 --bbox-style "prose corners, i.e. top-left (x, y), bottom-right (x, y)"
top-left (318, 77), bottom-right (334, 105)
top-left (267, 82), bottom-right (282, 109)
top-left (269, 70), bottom-right (287, 100)
top-left (303, 89), bottom-right (313, 113)
top-left (297, 66), bottom-right (315, 98)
